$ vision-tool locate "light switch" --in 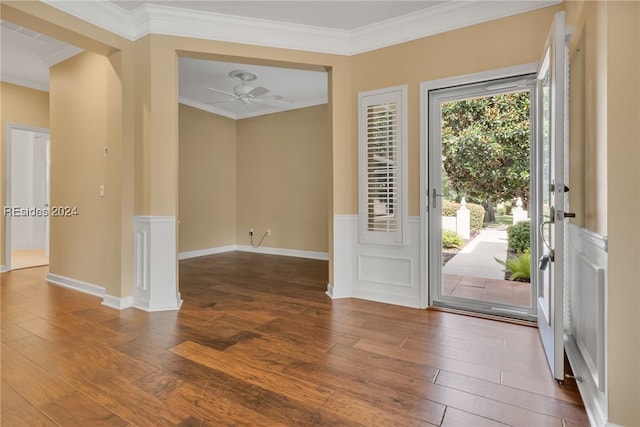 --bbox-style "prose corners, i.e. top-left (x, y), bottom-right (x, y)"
top-left (100, 184), bottom-right (105, 198)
